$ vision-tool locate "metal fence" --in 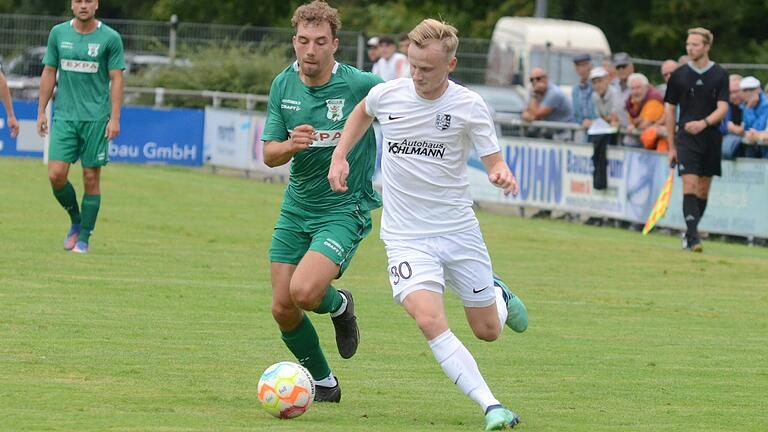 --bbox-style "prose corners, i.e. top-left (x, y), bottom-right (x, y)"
top-left (0, 13), bottom-right (491, 84)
